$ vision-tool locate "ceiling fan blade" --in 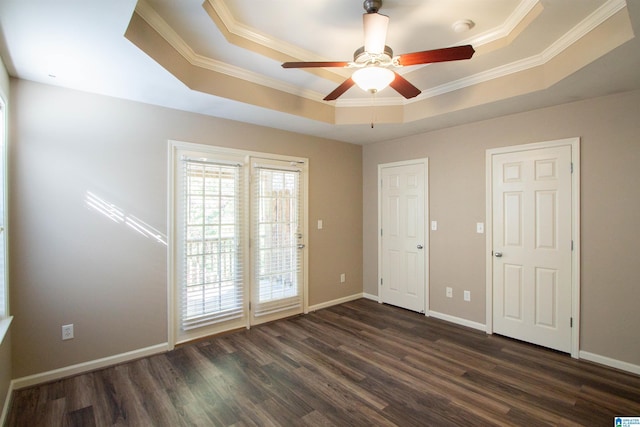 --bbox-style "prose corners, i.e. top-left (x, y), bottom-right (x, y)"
top-left (397, 45), bottom-right (475, 66)
top-left (363, 12), bottom-right (389, 54)
top-left (323, 78), bottom-right (356, 101)
top-left (389, 72), bottom-right (421, 99)
top-left (282, 61), bottom-right (349, 68)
